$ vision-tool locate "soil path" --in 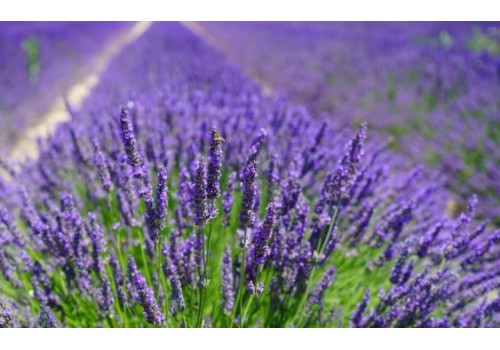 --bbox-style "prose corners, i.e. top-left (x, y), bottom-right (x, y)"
top-left (10, 22), bottom-right (152, 162)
